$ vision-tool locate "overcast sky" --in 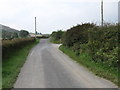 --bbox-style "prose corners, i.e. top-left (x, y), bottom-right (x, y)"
top-left (0, 0), bottom-right (119, 34)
